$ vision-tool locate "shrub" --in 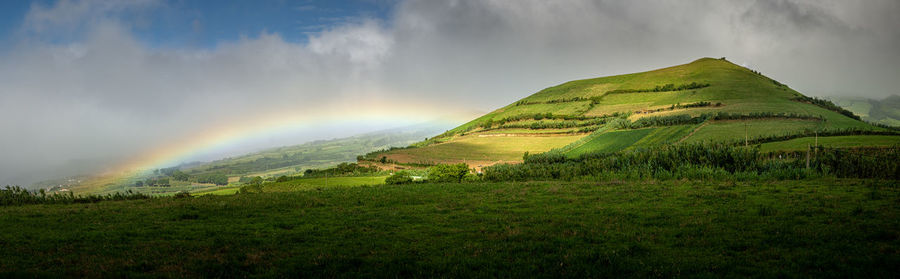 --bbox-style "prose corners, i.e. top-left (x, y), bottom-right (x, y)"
top-left (173, 191), bottom-right (192, 199)
top-left (428, 163), bottom-right (470, 183)
top-left (483, 144), bottom-right (900, 182)
top-left (385, 172), bottom-right (414, 185)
